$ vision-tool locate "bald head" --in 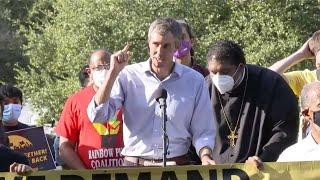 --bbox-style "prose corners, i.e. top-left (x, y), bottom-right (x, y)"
top-left (87, 49), bottom-right (112, 89)
top-left (88, 49), bottom-right (111, 67)
top-left (301, 82), bottom-right (320, 109)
